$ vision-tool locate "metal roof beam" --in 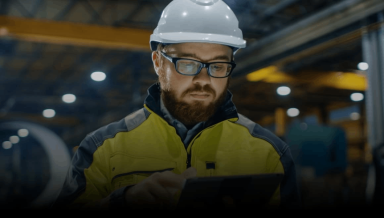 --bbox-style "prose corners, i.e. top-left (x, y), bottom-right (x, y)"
top-left (31, 0), bottom-right (44, 17)
top-left (88, 0), bottom-right (108, 25)
top-left (235, 0), bottom-right (384, 76)
top-left (263, 0), bottom-right (299, 19)
top-left (54, 0), bottom-right (77, 21)
top-left (0, 15), bottom-right (152, 51)
top-left (113, 1), bottom-right (147, 26)
top-left (0, 0), bottom-right (12, 15)
top-left (13, 0), bottom-right (33, 17)
top-left (82, 0), bottom-right (106, 25)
